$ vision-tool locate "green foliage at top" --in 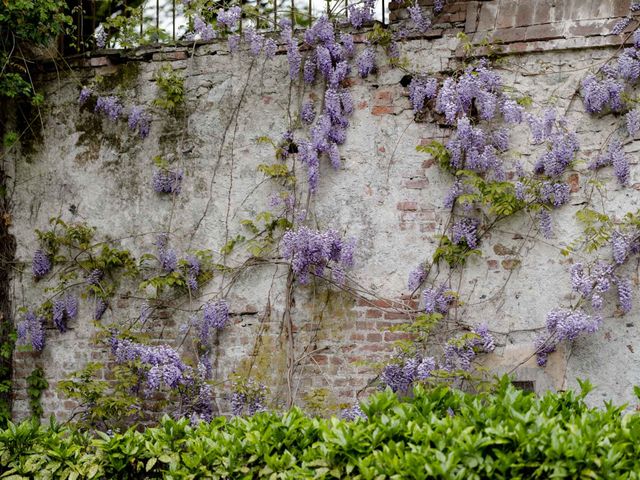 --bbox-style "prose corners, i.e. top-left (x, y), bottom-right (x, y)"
top-left (0, 0), bottom-right (72, 101)
top-left (2, 378), bottom-right (640, 479)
